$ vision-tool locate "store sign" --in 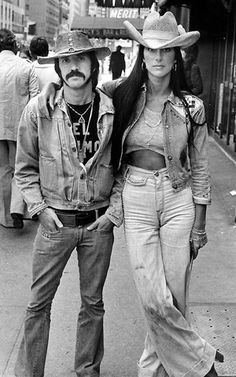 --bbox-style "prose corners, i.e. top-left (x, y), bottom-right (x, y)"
top-left (79, 27), bottom-right (133, 38)
top-left (89, 5), bottom-right (149, 18)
